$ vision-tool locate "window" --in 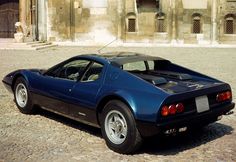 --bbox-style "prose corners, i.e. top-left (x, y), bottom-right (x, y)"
top-left (225, 15), bottom-right (234, 34)
top-left (147, 61), bottom-right (154, 70)
top-left (47, 59), bottom-right (91, 81)
top-left (123, 61), bottom-right (146, 71)
top-left (136, 0), bottom-right (159, 12)
top-left (82, 62), bottom-right (103, 82)
top-left (126, 12), bottom-right (137, 32)
top-left (156, 13), bottom-right (166, 32)
top-left (192, 14), bottom-right (201, 34)
top-left (83, 0), bottom-right (107, 8)
top-left (128, 18), bottom-right (136, 32)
